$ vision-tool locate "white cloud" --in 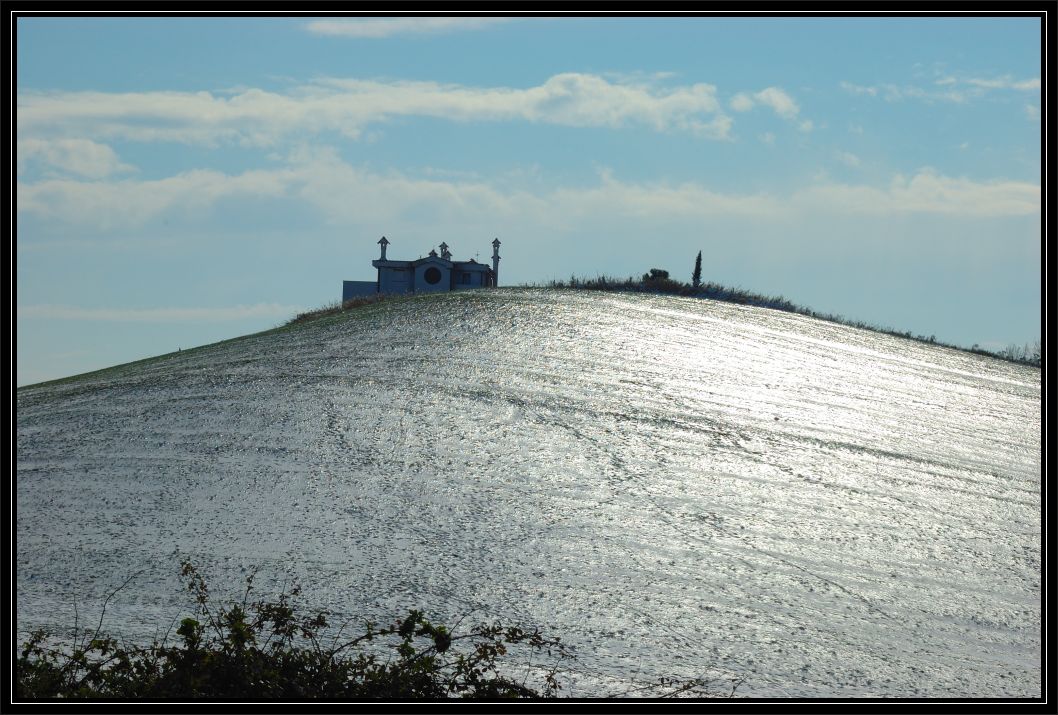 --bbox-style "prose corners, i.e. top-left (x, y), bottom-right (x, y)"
top-left (17, 155), bottom-right (1041, 233)
top-left (601, 70), bottom-right (679, 84)
top-left (17, 73), bottom-right (733, 146)
top-left (730, 87), bottom-right (801, 119)
top-left (797, 169), bottom-right (1040, 217)
top-left (753, 87), bottom-right (799, 119)
top-left (730, 93), bottom-right (755, 112)
top-left (559, 168), bottom-right (783, 220)
top-left (966, 75), bottom-right (1040, 91)
top-left (17, 303), bottom-right (303, 322)
top-left (1025, 104), bottom-right (1040, 121)
top-left (835, 151), bottom-right (860, 168)
top-left (798, 120), bottom-right (814, 133)
top-left (842, 74), bottom-right (1041, 104)
top-left (305, 17), bottom-right (510, 38)
top-left (17, 168), bottom-right (290, 230)
top-left (578, 169), bottom-right (1039, 220)
top-left (840, 81), bottom-right (877, 97)
top-left (17, 138), bottom-right (135, 178)
top-left (759, 132), bottom-right (776, 145)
